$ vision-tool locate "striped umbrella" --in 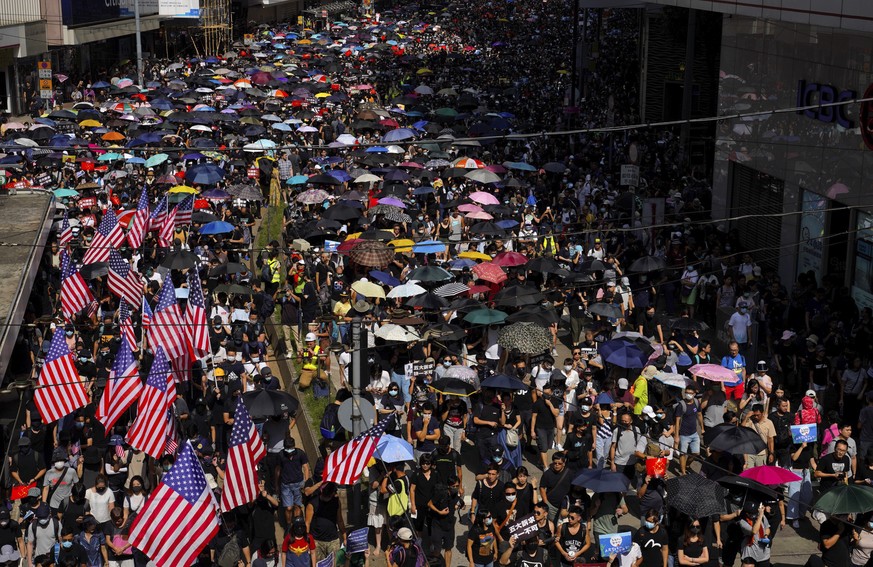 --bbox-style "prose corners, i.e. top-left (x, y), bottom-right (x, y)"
top-left (349, 240), bottom-right (395, 268)
top-left (435, 282), bottom-right (470, 297)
